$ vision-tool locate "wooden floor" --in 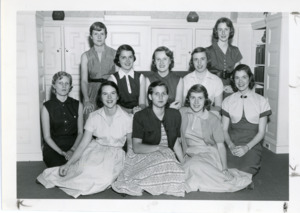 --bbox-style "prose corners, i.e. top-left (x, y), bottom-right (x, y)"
top-left (17, 147), bottom-right (289, 200)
